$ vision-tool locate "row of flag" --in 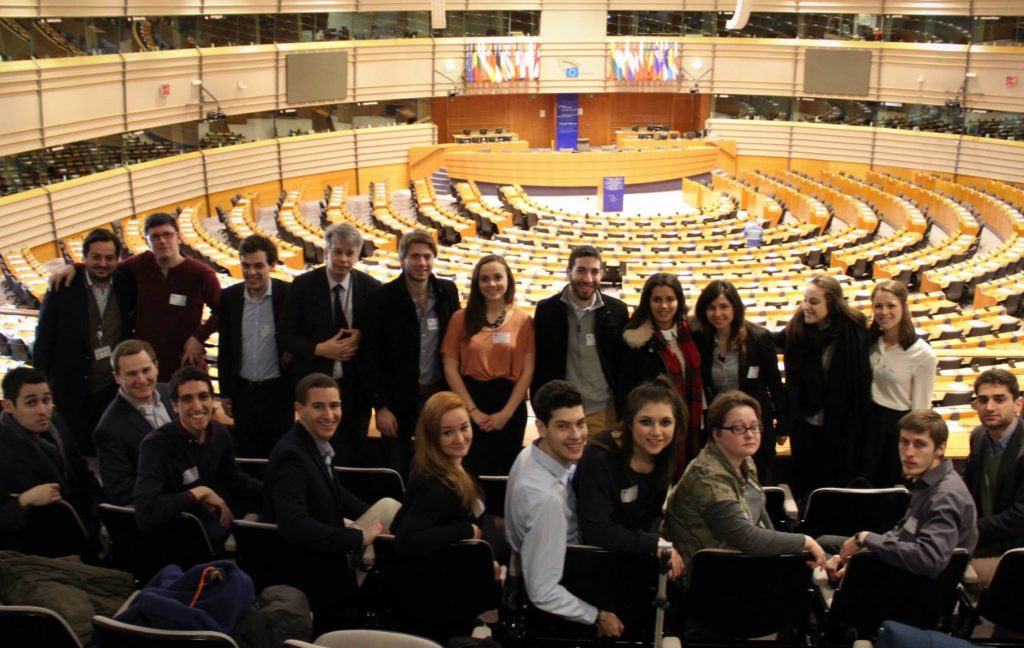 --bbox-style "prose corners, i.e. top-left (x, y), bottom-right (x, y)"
top-left (466, 41), bottom-right (541, 84)
top-left (608, 41), bottom-right (681, 82)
